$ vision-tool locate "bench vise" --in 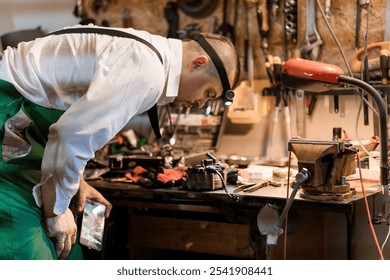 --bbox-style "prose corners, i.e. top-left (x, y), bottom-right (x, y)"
top-left (288, 138), bottom-right (357, 200)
